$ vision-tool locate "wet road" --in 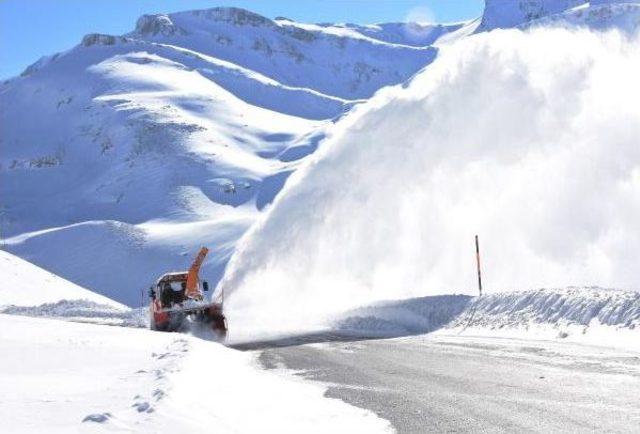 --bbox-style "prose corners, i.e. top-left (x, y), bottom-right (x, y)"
top-left (254, 334), bottom-right (640, 433)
